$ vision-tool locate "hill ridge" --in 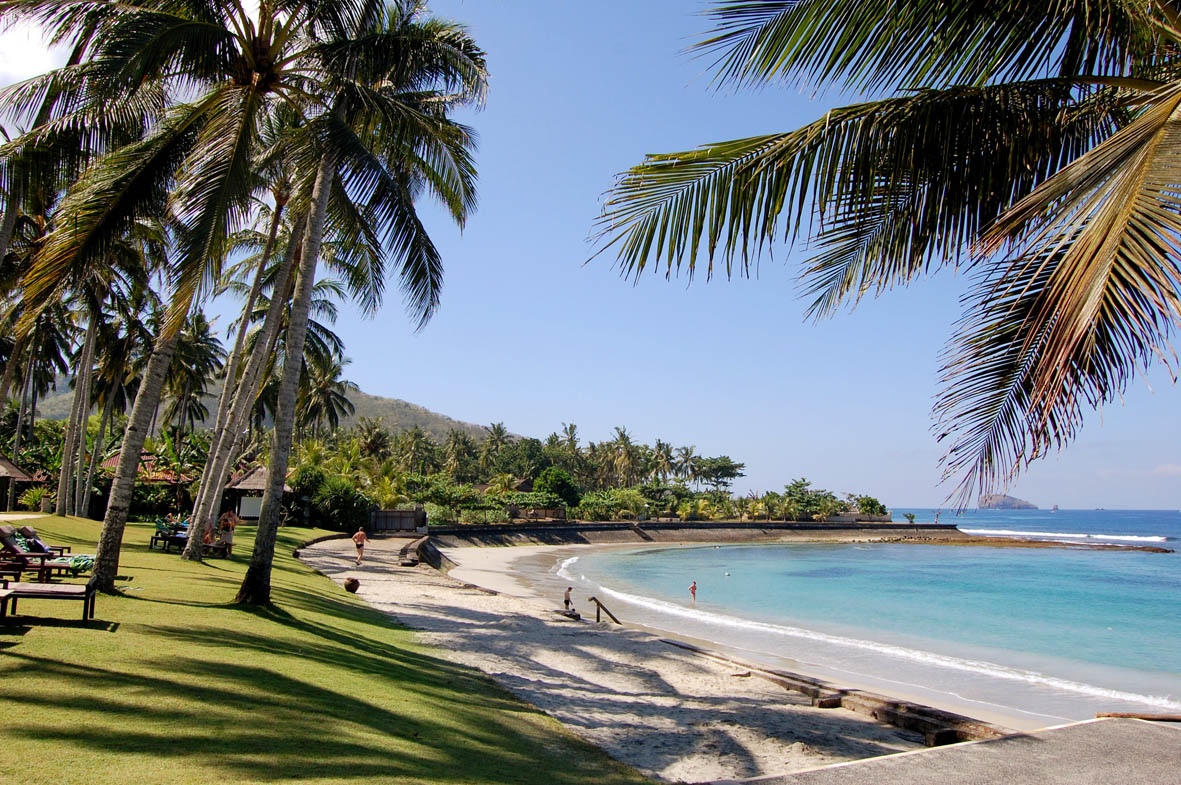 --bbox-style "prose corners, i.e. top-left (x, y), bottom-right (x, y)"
top-left (33, 377), bottom-right (491, 442)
